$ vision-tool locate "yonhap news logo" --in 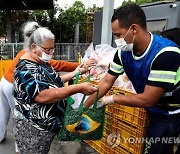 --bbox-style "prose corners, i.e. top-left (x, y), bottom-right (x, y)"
top-left (107, 133), bottom-right (180, 148)
top-left (107, 133), bottom-right (121, 148)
